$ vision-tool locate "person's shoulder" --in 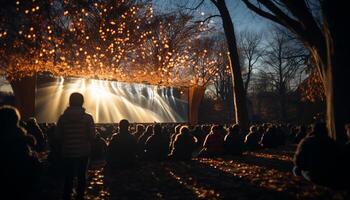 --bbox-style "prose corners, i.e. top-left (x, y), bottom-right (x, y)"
top-left (83, 112), bottom-right (94, 121)
top-left (297, 135), bottom-right (318, 148)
